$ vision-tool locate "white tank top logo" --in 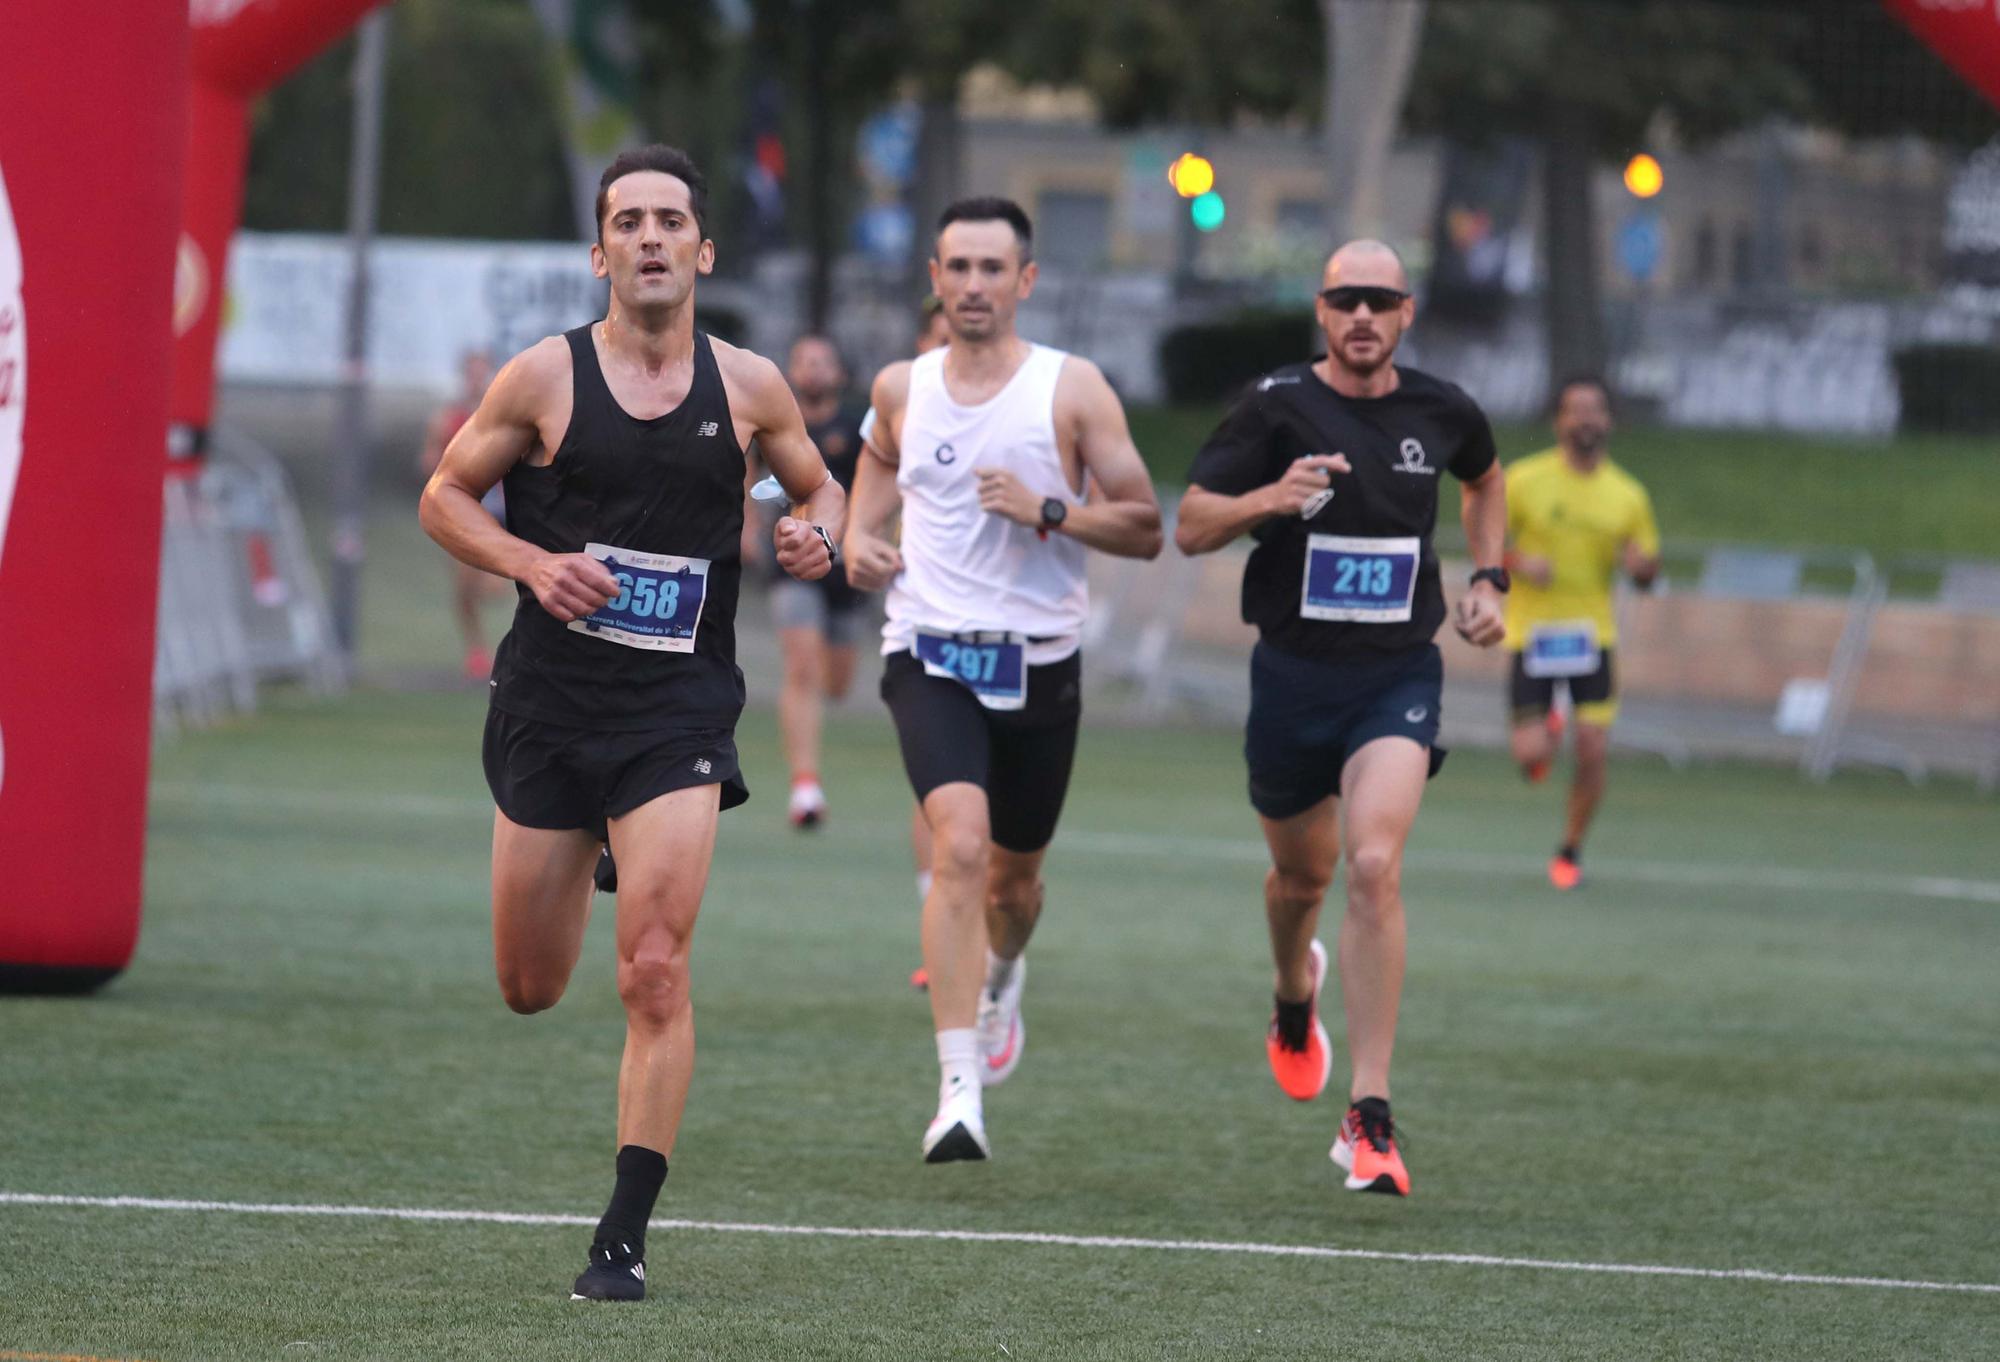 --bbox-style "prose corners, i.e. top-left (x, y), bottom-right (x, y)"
top-left (884, 344), bottom-right (1088, 665)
